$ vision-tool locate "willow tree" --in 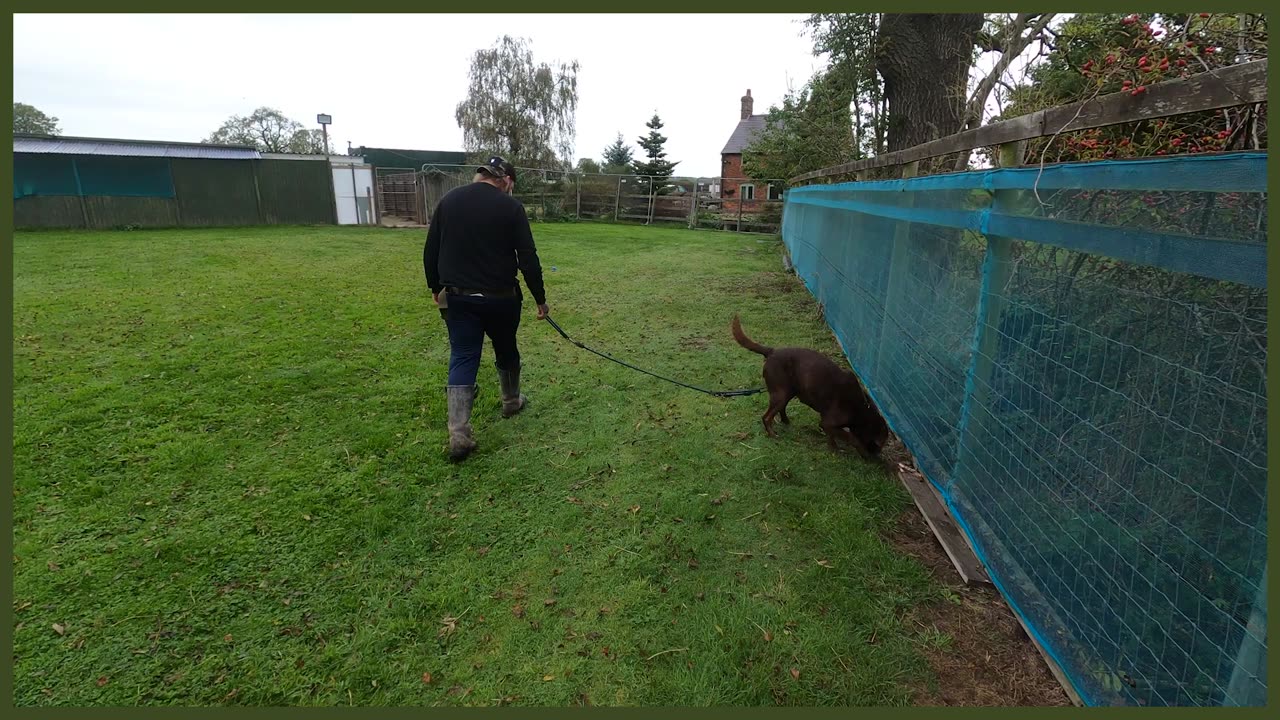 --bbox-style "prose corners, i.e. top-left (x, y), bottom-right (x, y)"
top-left (454, 35), bottom-right (580, 170)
